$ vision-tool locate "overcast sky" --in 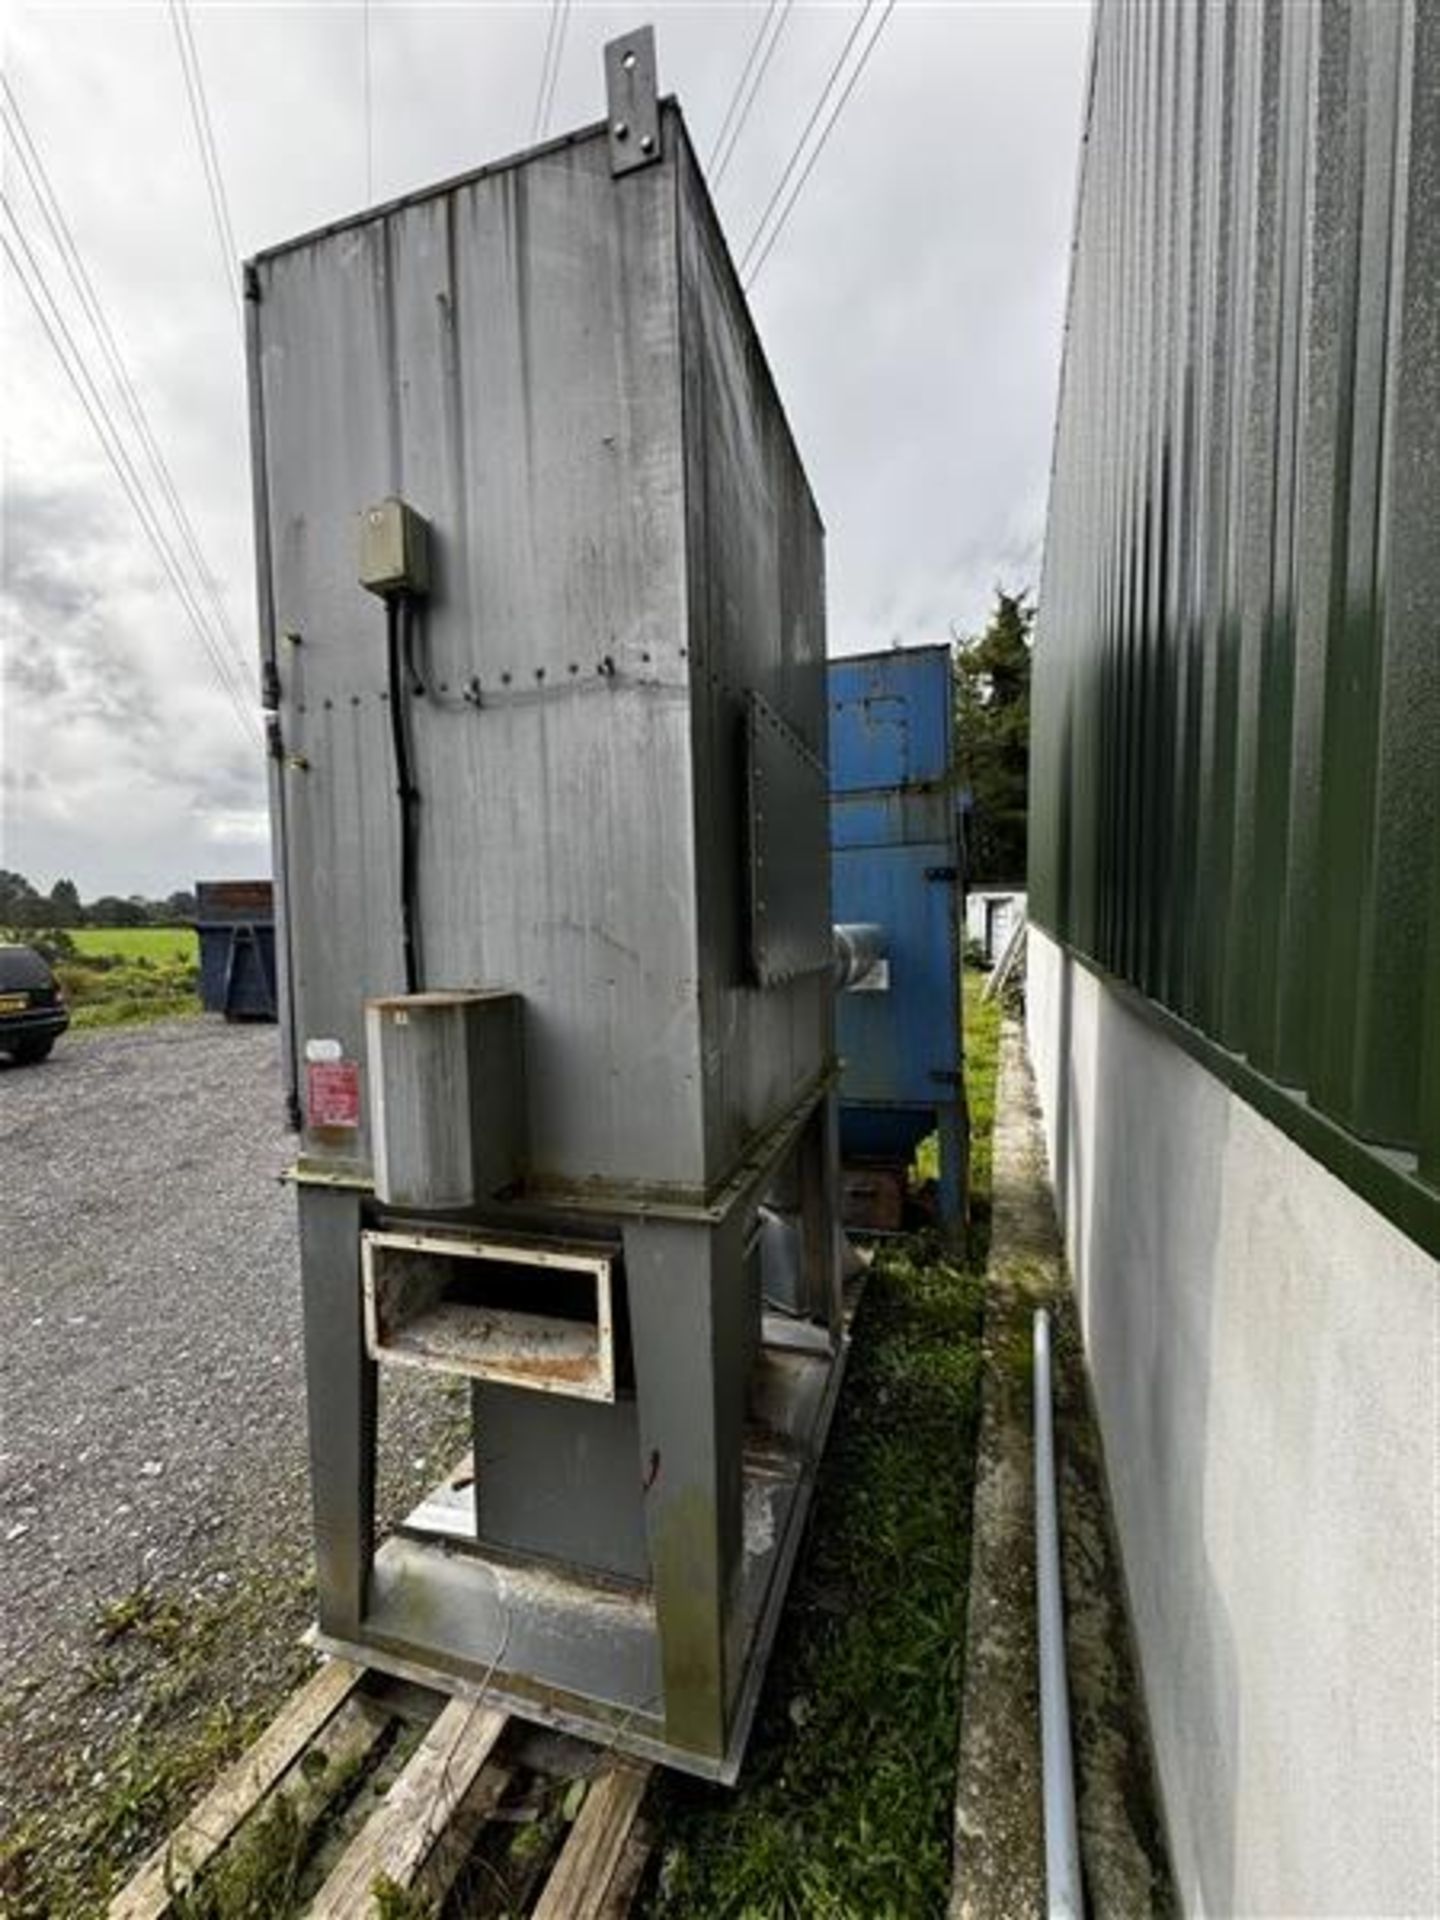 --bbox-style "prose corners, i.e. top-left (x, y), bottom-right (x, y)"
top-left (1, 0), bottom-right (1090, 899)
